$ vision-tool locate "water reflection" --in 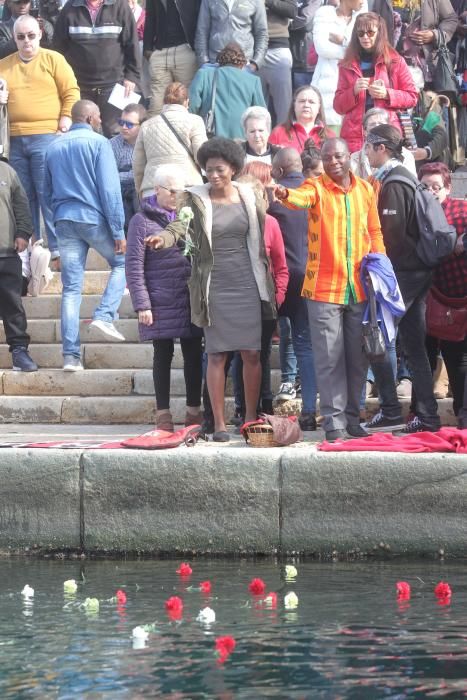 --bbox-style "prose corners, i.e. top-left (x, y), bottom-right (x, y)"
top-left (0, 559), bottom-right (467, 697)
